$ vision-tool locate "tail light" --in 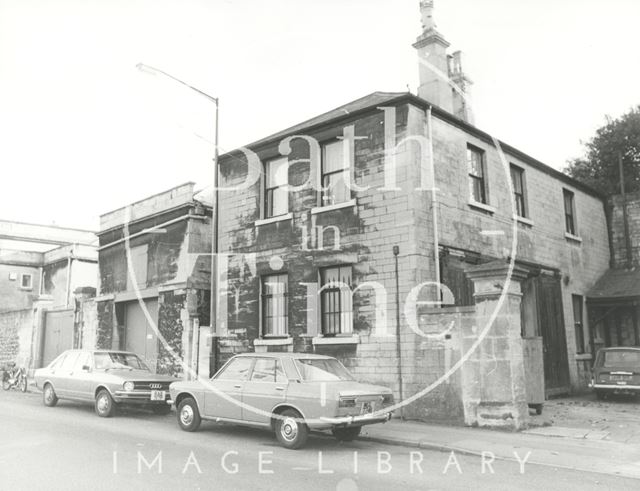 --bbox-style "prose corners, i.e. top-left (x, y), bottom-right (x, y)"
top-left (338, 397), bottom-right (356, 408)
